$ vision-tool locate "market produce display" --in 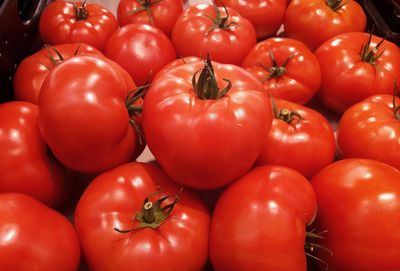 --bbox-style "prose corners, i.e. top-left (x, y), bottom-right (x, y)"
top-left (0, 0), bottom-right (400, 270)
